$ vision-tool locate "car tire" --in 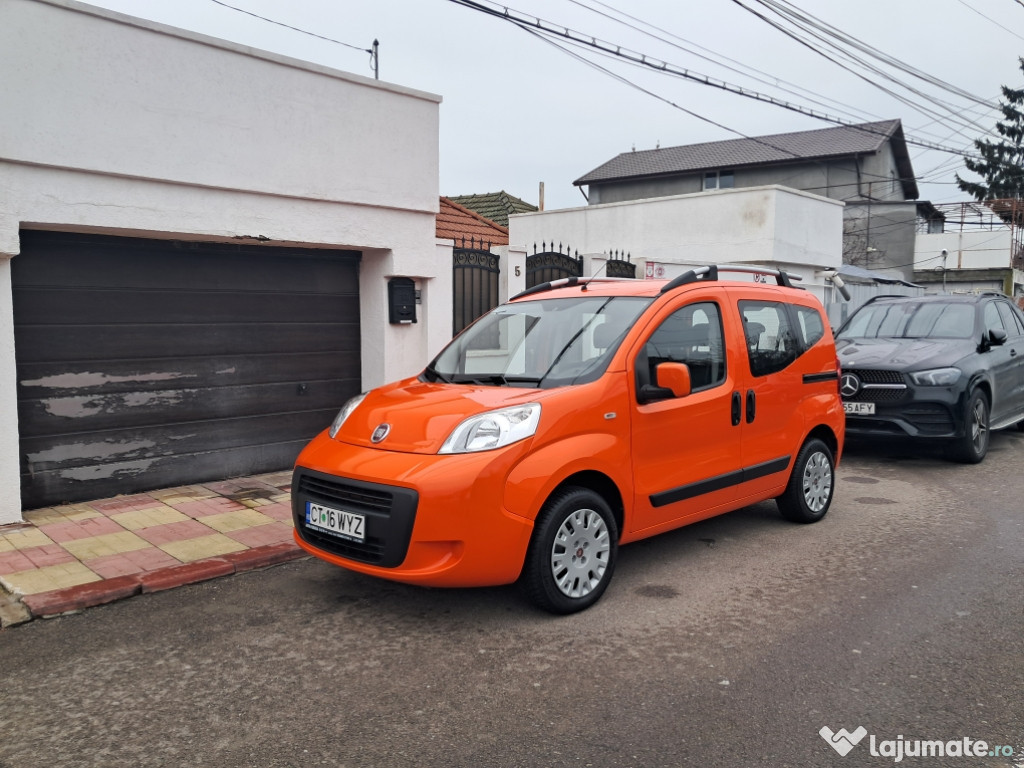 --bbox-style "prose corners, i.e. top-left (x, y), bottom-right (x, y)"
top-left (777, 438), bottom-right (834, 524)
top-left (949, 389), bottom-right (990, 464)
top-left (521, 487), bottom-right (618, 615)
